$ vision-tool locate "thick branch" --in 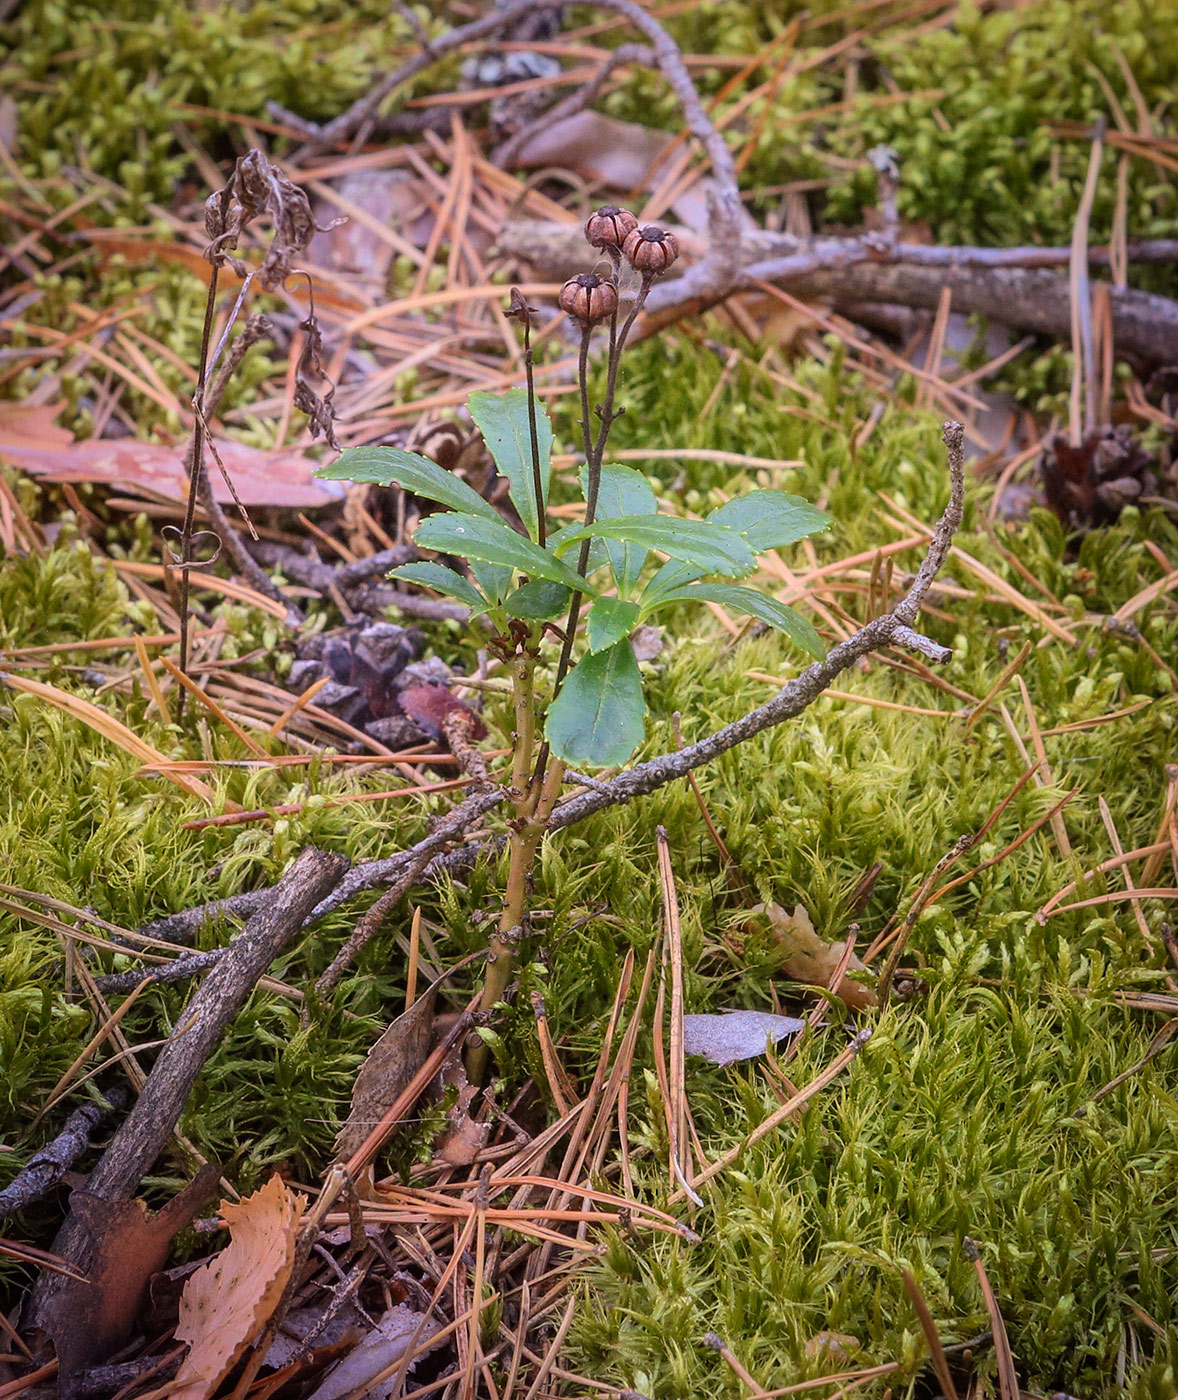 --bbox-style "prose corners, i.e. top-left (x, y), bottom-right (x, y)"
top-left (499, 220), bottom-right (1178, 361)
